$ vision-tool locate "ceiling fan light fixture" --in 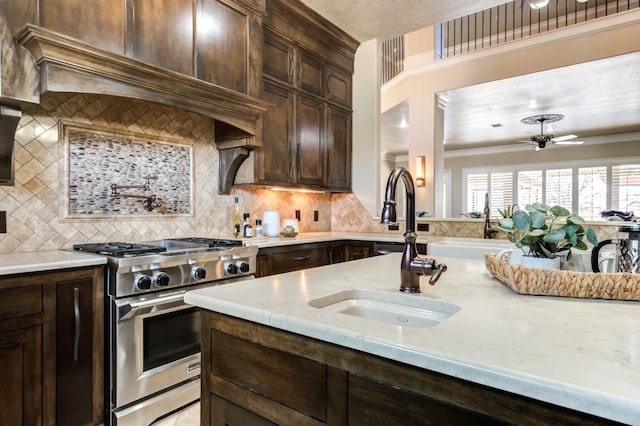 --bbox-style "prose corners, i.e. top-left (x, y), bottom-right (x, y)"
top-left (529, 0), bottom-right (550, 9)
